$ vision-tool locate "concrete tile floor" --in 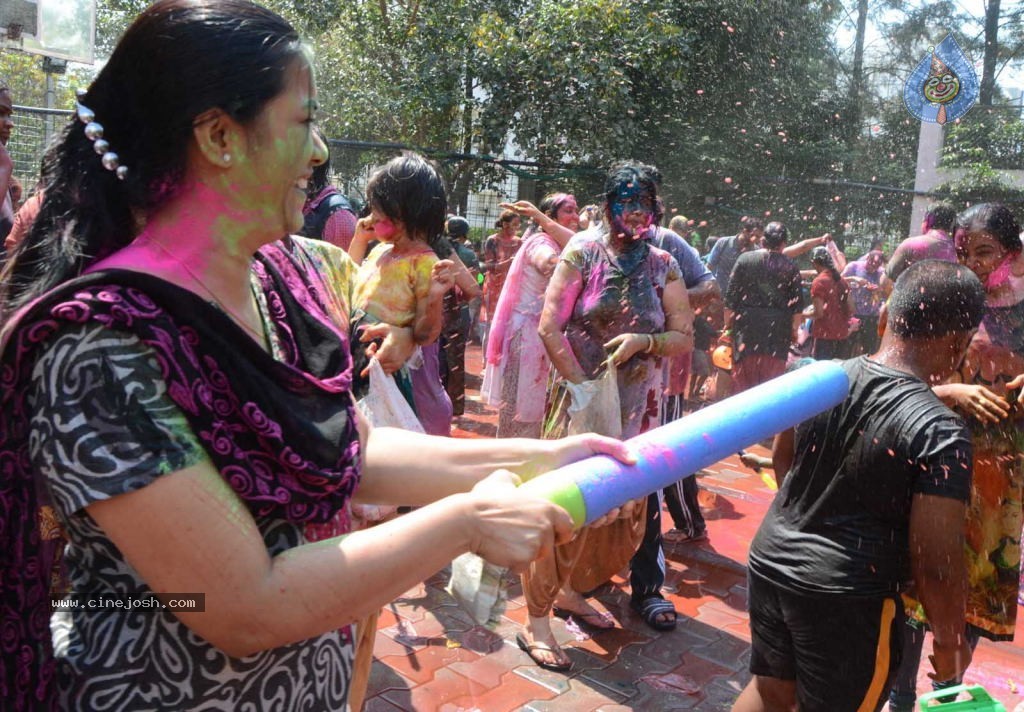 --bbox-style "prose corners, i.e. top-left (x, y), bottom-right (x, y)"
top-left (361, 346), bottom-right (1024, 711)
